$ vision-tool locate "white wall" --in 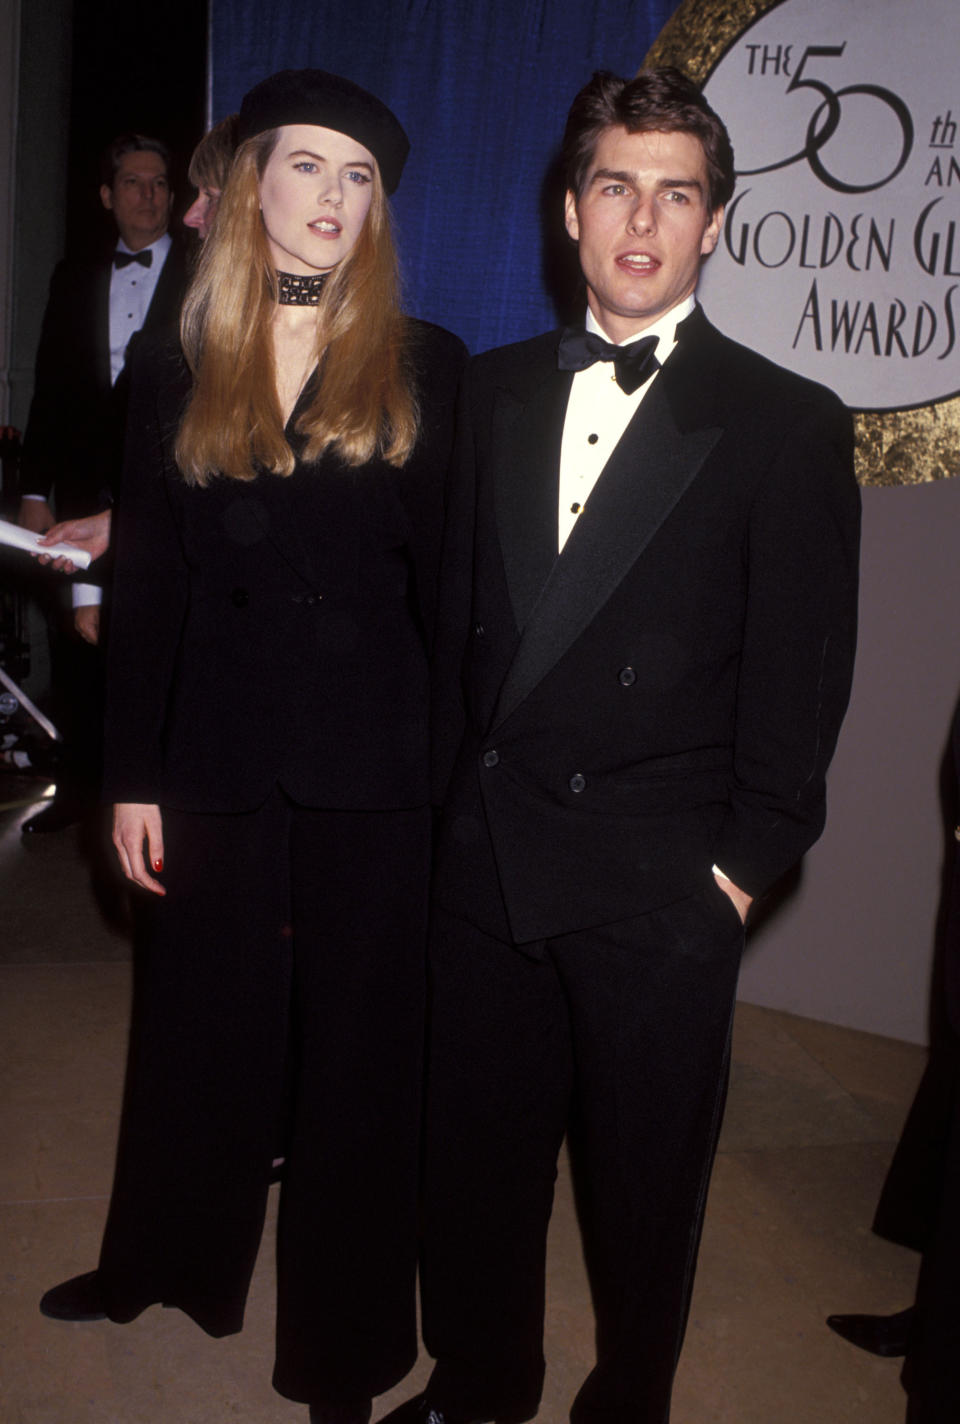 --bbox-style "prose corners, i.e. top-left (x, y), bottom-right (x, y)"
top-left (739, 476), bottom-right (960, 1044)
